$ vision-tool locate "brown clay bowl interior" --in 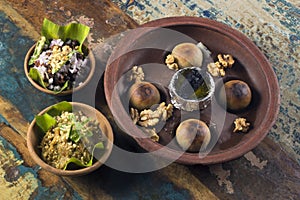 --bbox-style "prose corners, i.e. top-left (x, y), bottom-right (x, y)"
top-left (27, 102), bottom-right (114, 176)
top-left (24, 44), bottom-right (95, 96)
top-left (104, 17), bottom-right (280, 164)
